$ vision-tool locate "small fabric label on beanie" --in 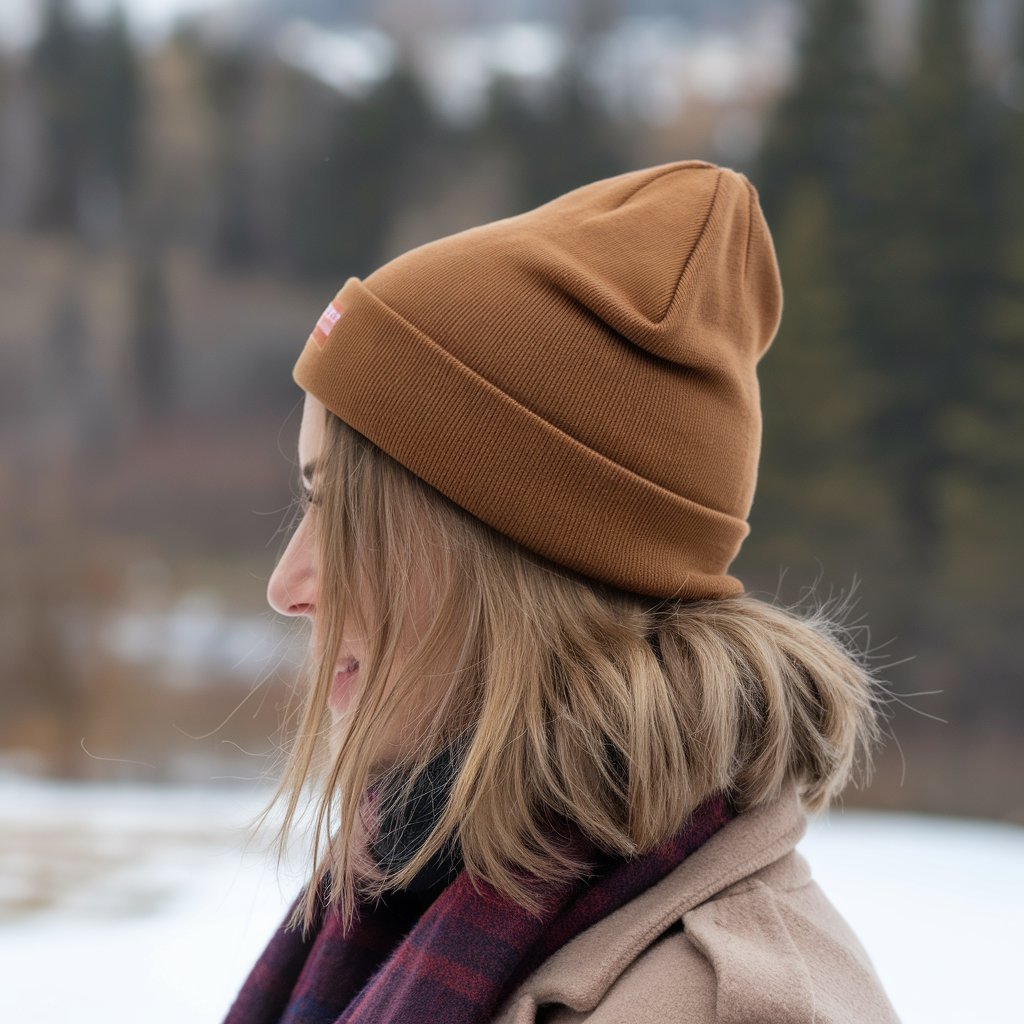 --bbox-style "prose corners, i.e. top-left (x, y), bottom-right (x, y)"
top-left (309, 299), bottom-right (343, 350)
